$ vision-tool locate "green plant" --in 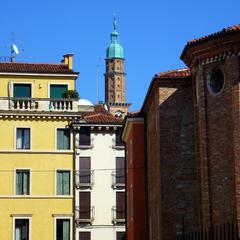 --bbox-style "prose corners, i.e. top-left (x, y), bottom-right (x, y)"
top-left (63, 90), bottom-right (79, 99)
